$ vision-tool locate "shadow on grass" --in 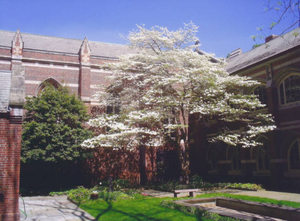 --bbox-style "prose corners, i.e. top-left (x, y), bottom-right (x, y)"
top-left (82, 198), bottom-right (200, 221)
